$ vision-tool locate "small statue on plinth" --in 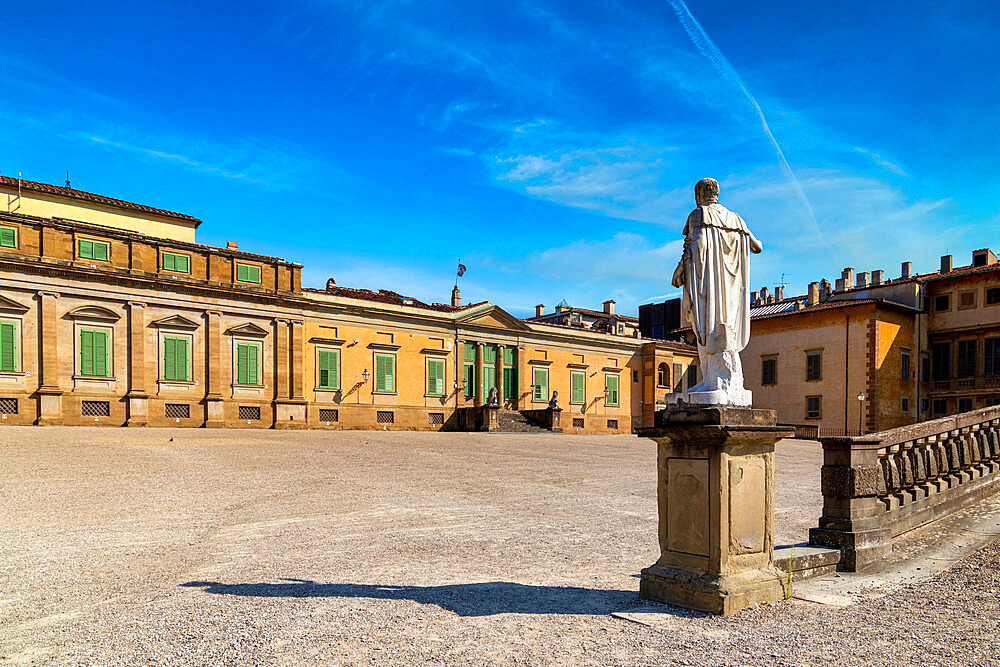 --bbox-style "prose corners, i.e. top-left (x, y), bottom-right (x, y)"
top-left (548, 390), bottom-right (560, 409)
top-left (670, 177), bottom-right (763, 406)
top-left (487, 386), bottom-right (499, 408)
